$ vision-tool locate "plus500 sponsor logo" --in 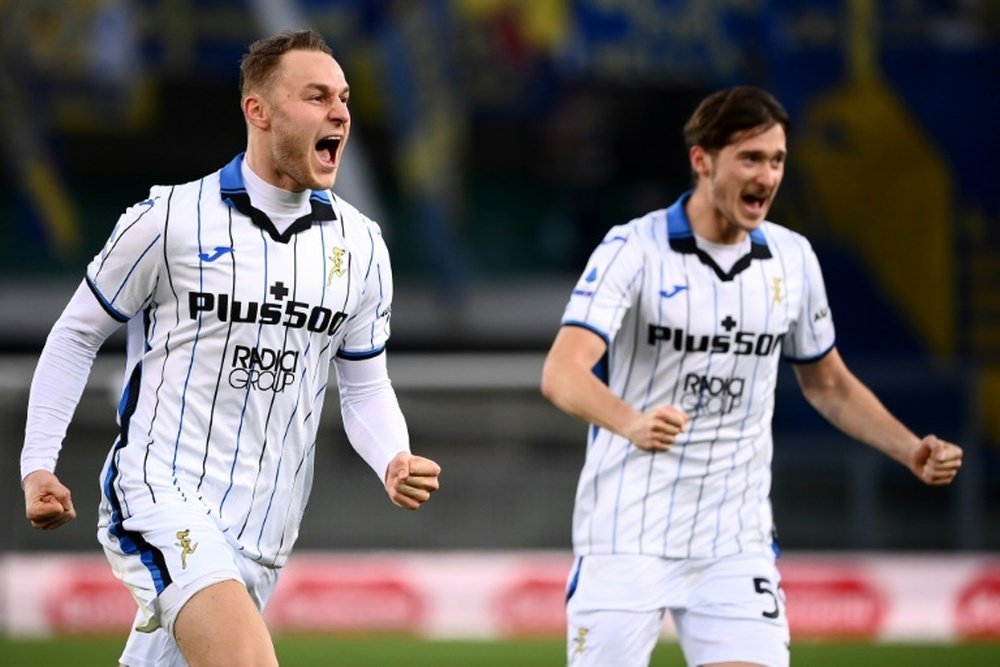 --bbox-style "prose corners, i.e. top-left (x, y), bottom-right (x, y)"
top-left (189, 292), bottom-right (347, 336)
top-left (648, 326), bottom-right (784, 356)
top-left (229, 345), bottom-right (298, 392)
